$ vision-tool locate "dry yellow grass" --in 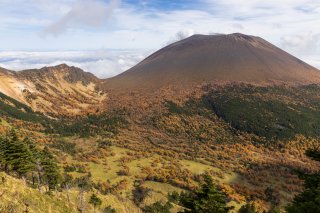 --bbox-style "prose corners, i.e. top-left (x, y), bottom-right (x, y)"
top-left (0, 172), bottom-right (74, 213)
top-left (0, 172), bottom-right (141, 213)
